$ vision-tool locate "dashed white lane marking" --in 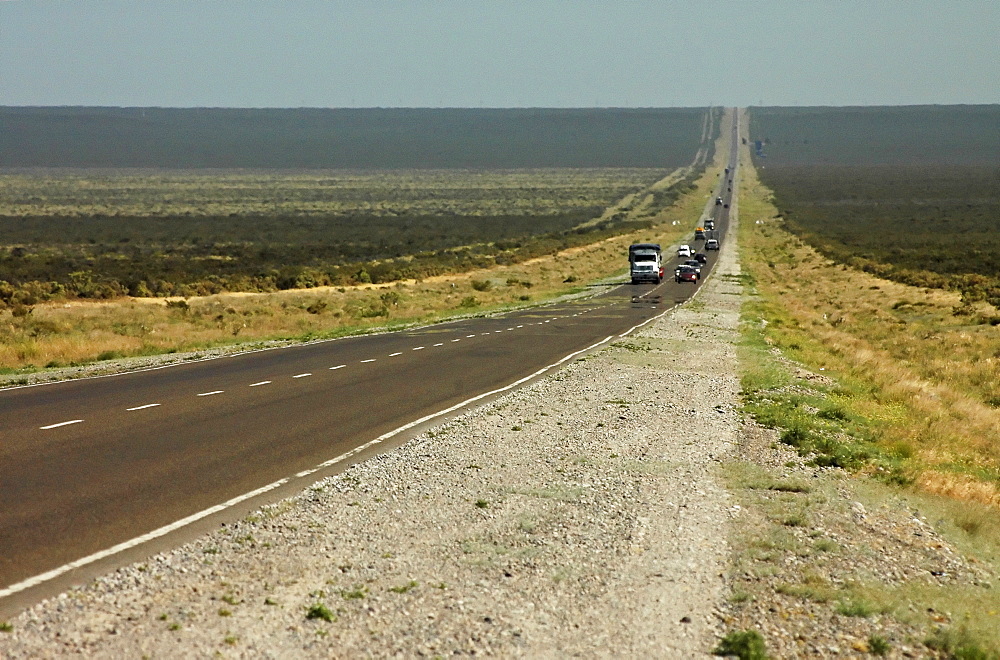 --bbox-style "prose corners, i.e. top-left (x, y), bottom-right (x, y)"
top-left (517, 325), bottom-right (524, 328)
top-left (451, 339), bottom-right (461, 342)
top-left (466, 335), bottom-right (476, 338)
top-left (433, 343), bottom-right (444, 347)
top-left (389, 352), bottom-right (403, 357)
top-left (197, 391), bottom-right (223, 397)
top-left (7, 333), bottom-right (617, 600)
top-left (361, 359), bottom-right (376, 363)
top-left (249, 381), bottom-right (271, 387)
top-left (330, 365), bottom-right (346, 370)
top-left (293, 373), bottom-right (312, 379)
top-left (39, 419), bottom-right (83, 430)
top-left (413, 346), bottom-right (425, 351)
top-left (126, 404), bottom-right (160, 411)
